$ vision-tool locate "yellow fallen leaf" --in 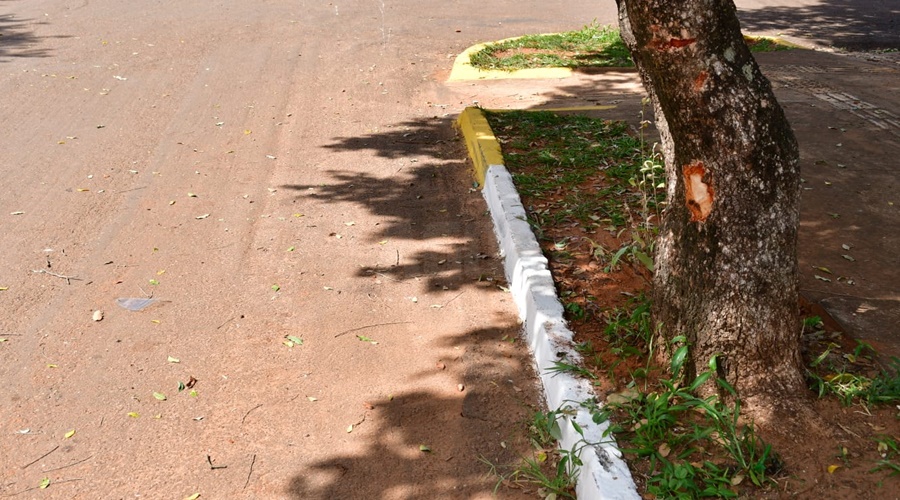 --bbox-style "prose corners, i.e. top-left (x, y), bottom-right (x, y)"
top-left (64, 429), bottom-right (76, 439)
top-left (0, 287), bottom-right (8, 291)
top-left (184, 494), bottom-right (200, 500)
top-left (127, 412), bottom-right (140, 418)
top-left (47, 364), bottom-right (58, 368)
top-left (827, 464), bottom-right (840, 474)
